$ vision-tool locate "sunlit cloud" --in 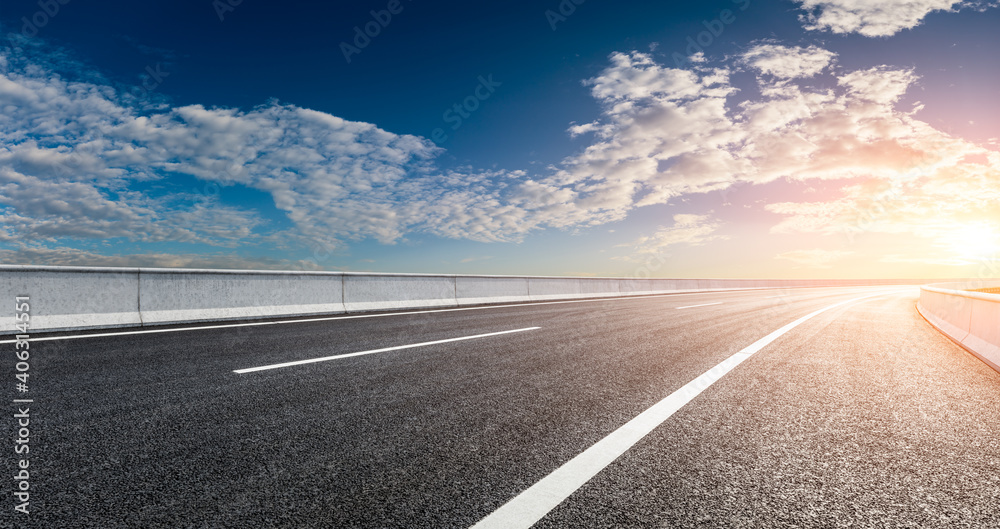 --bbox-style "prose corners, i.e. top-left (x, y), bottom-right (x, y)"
top-left (740, 43), bottom-right (837, 78)
top-left (792, 0), bottom-right (990, 37)
top-left (1, 37), bottom-right (998, 272)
